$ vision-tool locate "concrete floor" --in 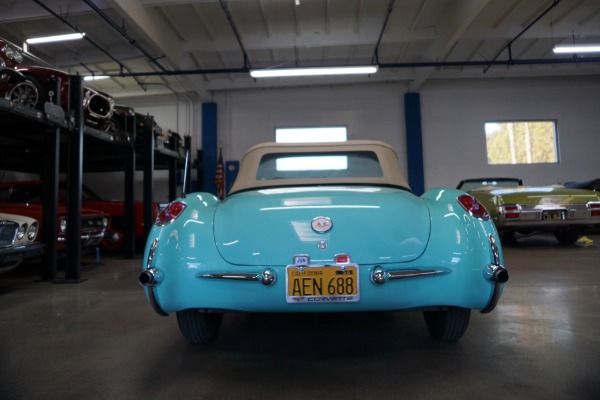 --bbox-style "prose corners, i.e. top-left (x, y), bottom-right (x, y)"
top-left (1, 233), bottom-right (599, 400)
